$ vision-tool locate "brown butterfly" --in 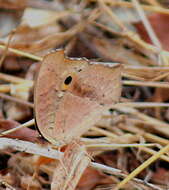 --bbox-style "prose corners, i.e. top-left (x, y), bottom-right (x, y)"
top-left (34, 50), bottom-right (122, 146)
